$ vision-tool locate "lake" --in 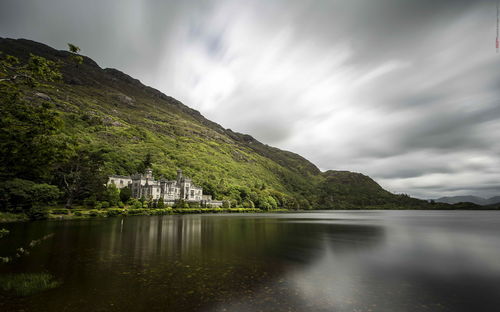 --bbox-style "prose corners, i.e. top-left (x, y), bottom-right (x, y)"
top-left (1, 211), bottom-right (500, 311)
